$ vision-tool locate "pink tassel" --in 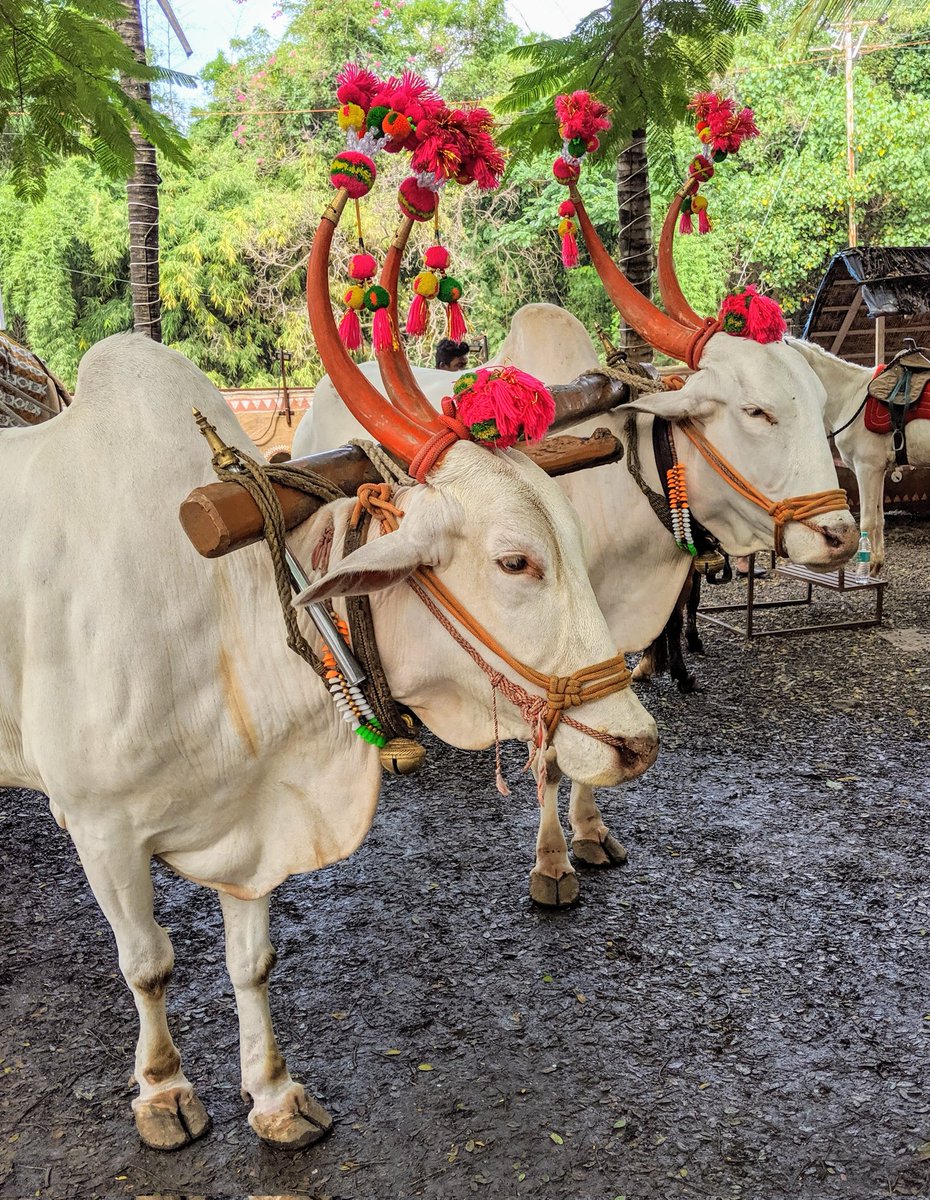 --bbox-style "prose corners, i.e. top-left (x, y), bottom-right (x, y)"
top-left (446, 300), bottom-right (467, 342)
top-left (697, 209), bottom-right (711, 235)
top-left (454, 366), bottom-right (555, 448)
top-left (679, 211), bottom-right (693, 235)
top-left (405, 292), bottom-right (429, 337)
top-left (338, 308), bottom-right (363, 352)
top-left (561, 228), bottom-right (579, 269)
top-left (372, 306), bottom-right (394, 352)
